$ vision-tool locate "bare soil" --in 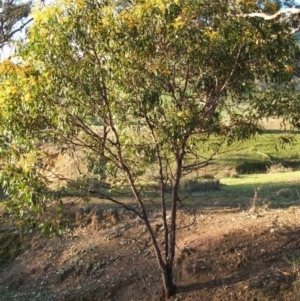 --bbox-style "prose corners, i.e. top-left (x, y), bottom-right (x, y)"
top-left (0, 201), bottom-right (300, 301)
